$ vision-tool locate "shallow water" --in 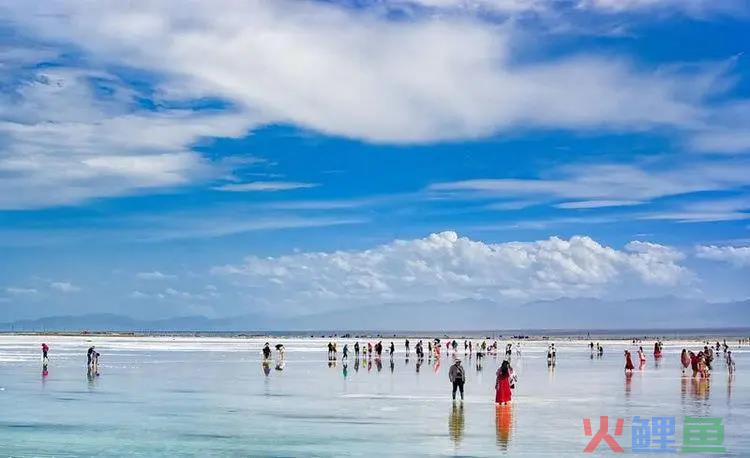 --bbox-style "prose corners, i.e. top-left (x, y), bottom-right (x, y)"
top-left (0, 335), bottom-right (747, 456)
